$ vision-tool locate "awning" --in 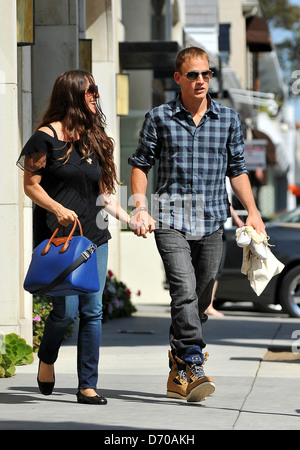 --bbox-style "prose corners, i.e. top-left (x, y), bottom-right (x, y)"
top-left (222, 67), bottom-right (255, 119)
top-left (246, 16), bottom-right (273, 53)
top-left (256, 112), bottom-right (290, 174)
top-left (259, 52), bottom-right (288, 103)
top-left (184, 31), bottom-right (220, 69)
top-left (252, 129), bottom-right (277, 164)
top-left (119, 41), bottom-right (181, 72)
